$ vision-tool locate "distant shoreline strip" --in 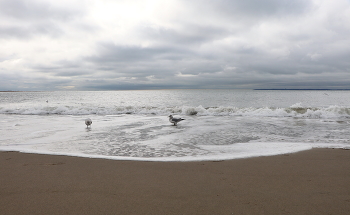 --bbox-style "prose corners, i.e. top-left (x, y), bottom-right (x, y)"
top-left (254, 89), bottom-right (350, 91)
